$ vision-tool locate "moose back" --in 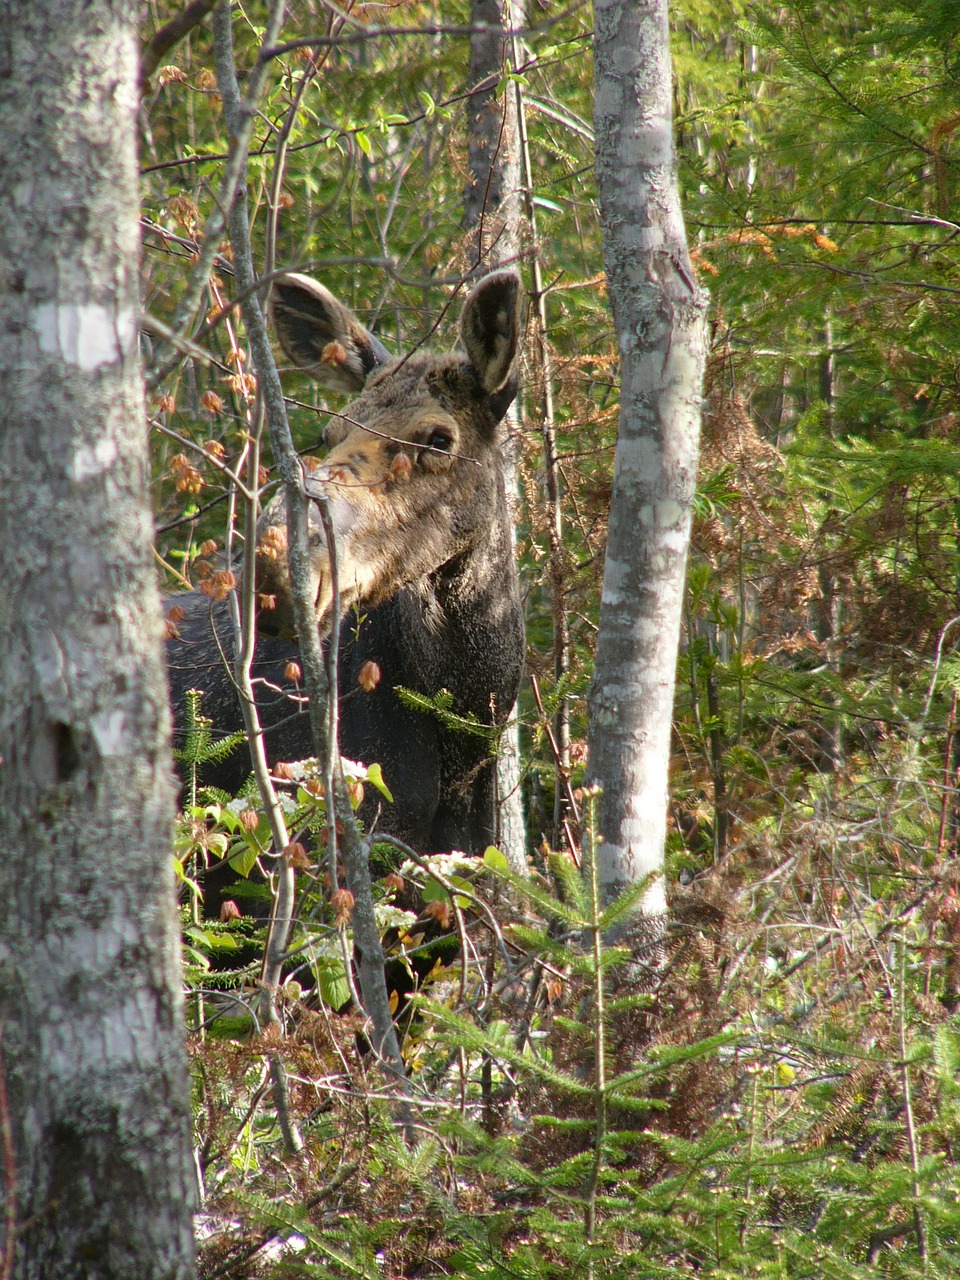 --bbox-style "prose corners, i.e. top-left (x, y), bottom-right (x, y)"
top-left (166, 270), bottom-right (525, 858)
